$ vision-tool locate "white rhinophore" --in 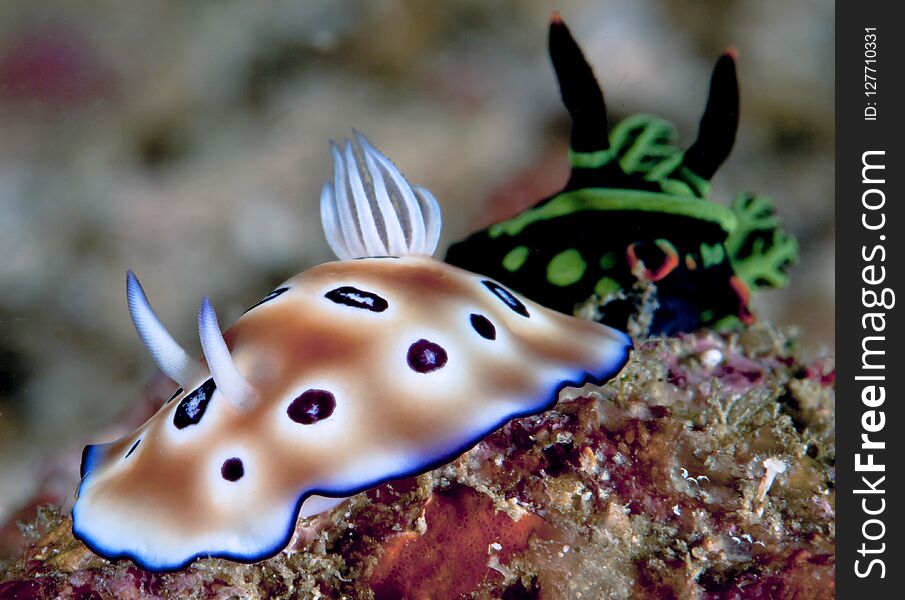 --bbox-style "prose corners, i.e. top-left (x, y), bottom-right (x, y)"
top-left (320, 132), bottom-right (442, 260)
top-left (126, 271), bottom-right (202, 388)
top-left (198, 296), bottom-right (256, 411)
